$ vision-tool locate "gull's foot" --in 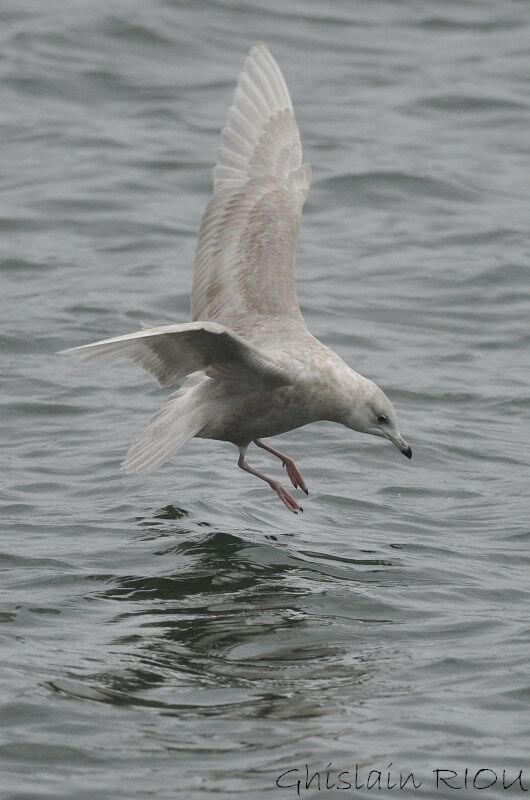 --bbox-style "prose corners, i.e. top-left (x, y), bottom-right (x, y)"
top-left (271, 481), bottom-right (303, 514)
top-left (282, 458), bottom-right (309, 495)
